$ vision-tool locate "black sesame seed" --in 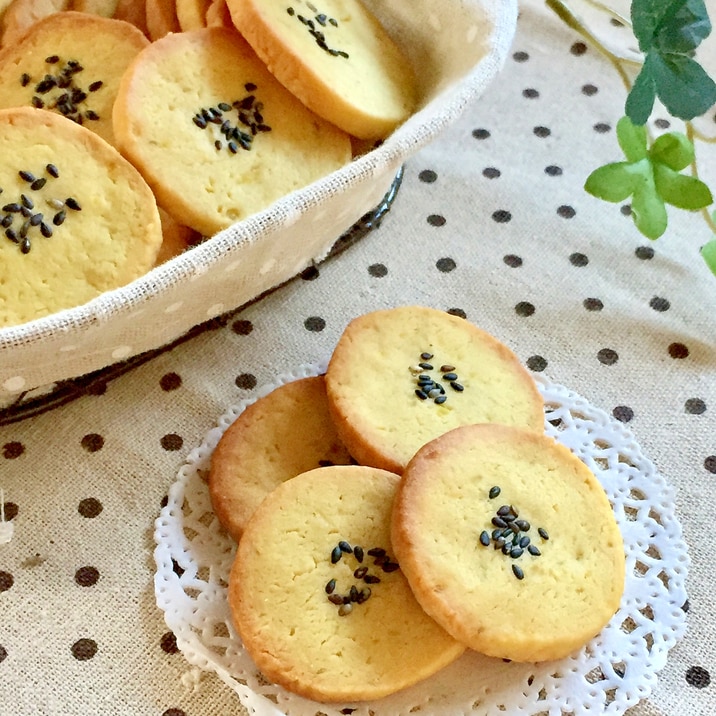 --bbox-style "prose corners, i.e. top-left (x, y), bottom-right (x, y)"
top-left (418, 362), bottom-right (433, 370)
top-left (1, 215), bottom-right (11, 228)
top-left (434, 394), bottom-right (447, 404)
top-left (502, 543), bottom-right (511, 555)
top-left (40, 222), bottom-right (52, 238)
top-left (2, 203), bottom-right (21, 213)
top-left (85, 110), bottom-right (100, 121)
top-left (287, 6), bottom-right (295, 15)
top-left (214, 140), bottom-right (222, 150)
top-left (450, 382), bottom-right (464, 392)
top-left (228, 141), bottom-right (238, 154)
top-left (45, 163), bottom-right (59, 178)
top-left (20, 206), bottom-right (31, 218)
top-left (356, 587), bottom-right (371, 603)
top-left (528, 545), bottom-right (541, 556)
top-left (20, 194), bottom-right (33, 209)
top-left (328, 593), bottom-right (344, 605)
top-left (353, 566), bottom-right (368, 579)
top-left (45, 55), bottom-right (60, 64)
top-left (218, 102), bottom-right (231, 111)
top-left (420, 352), bottom-right (434, 360)
top-left (193, 115), bottom-right (207, 128)
top-left (245, 82), bottom-right (257, 91)
top-left (492, 516), bottom-right (507, 528)
top-left (382, 561), bottom-right (399, 573)
top-left (518, 535), bottom-right (530, 548)
top-left (29, 213), bottom-right (43, 226)
top-left (538, 527), bottom-right (550, 540)
top-left (330, 545), bottom-right (342, 563)
top-left (19, 220), bottom-right (30, 238)
top-left (329, 17), bottom-right (338, 26)
top-left (325, 578), bottom-right (336, 594)
top-left (353, 546), bottom-right (364, 562)
top-left (31, 96), bottom-right (44, 109)
top-left (497, 505), bottom-right (512, 517)
top-left (19, 170), bottom-right (35, 183)
top-left (512, 564), bottom-right (525, 580)
top-left (88, 80), bottom-right (103, 92)
top-left (415, 389), bottom-right (428, 400)
top-left (442, 372), bottom-right (458, 381)
top-left (53, 210), bottom-right (66, 226)
top-left (515, 519), bottom-right (530, 531)
top-left (363, 574), bottom-right (381, 584)
top-left (5, 228), bottom-right (18, 242)
top-left (489, 486), bottom-right (501, 499)
top-left (30, 177), bottom-right (47, 191)
top-left (21, 73), bottom-right (31, 86)
top-left (338, 540), bottom-right (352, 553)
top-left (315, 13), bottom-right (327, 25)
top-left (64, 197), bottom-right (81, 211)
top-left (349, 585), bottom-right (359, 602)
top-left (338, 603), bottom-right (353, 616)
top-left (510, 547), bottom-right (524, 559)
top-left (479, 530), bottom-right (490, 546)
top-left (20, 237), bottom-right (31, 253)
